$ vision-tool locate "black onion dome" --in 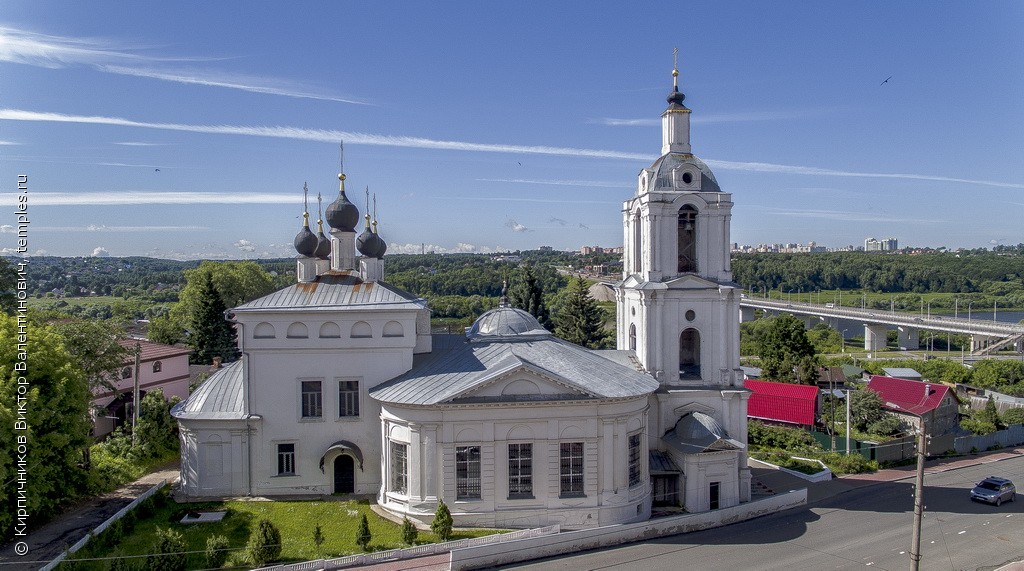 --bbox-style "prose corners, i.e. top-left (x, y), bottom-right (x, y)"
top-left (666, 85), bottom-right (686, 107)
top-left (314, 228), bottom-right (331, 259)
top-left (356, 229), bottom-right (386, 259)
top-left (325, 175), bottom-right (360, 232)
top-left (294, 224), bottom-right (318, 257)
